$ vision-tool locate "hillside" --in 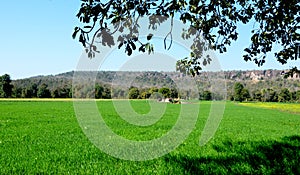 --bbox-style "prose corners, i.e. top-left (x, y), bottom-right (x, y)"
top-left (10, 69), bottom-right (300, 100)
